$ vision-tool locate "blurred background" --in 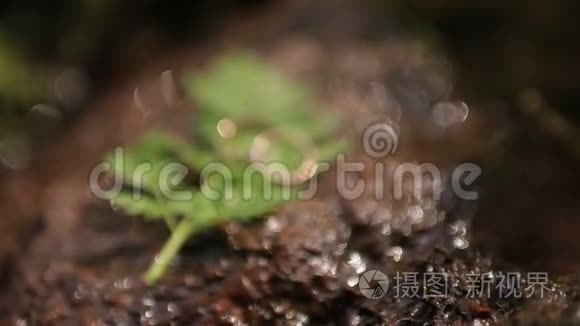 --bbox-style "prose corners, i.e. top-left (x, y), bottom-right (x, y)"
top-left (0, 0), bottom-right (579, 302)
